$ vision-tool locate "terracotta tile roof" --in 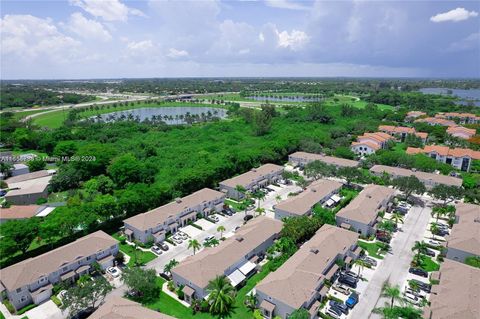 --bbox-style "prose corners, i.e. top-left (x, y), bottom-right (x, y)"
top-left (436, 112), bottom-right (479, 119)
top-left (407, 146), bottom-right (480, 159)
top-left (414, 117), bottom-right (456, 126)
top-left (446, 126), bottom-right (476, 136)
top-left (88, 297), bottom-right (175, 319)
top-left (406, 147), bottom-right (422, 155)
top-left (406, 111), bottom-right (426, 118)
top-left (351, 141), bottom-right (381, 151)
top-left (415, 132), bottom-right (429, 139)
